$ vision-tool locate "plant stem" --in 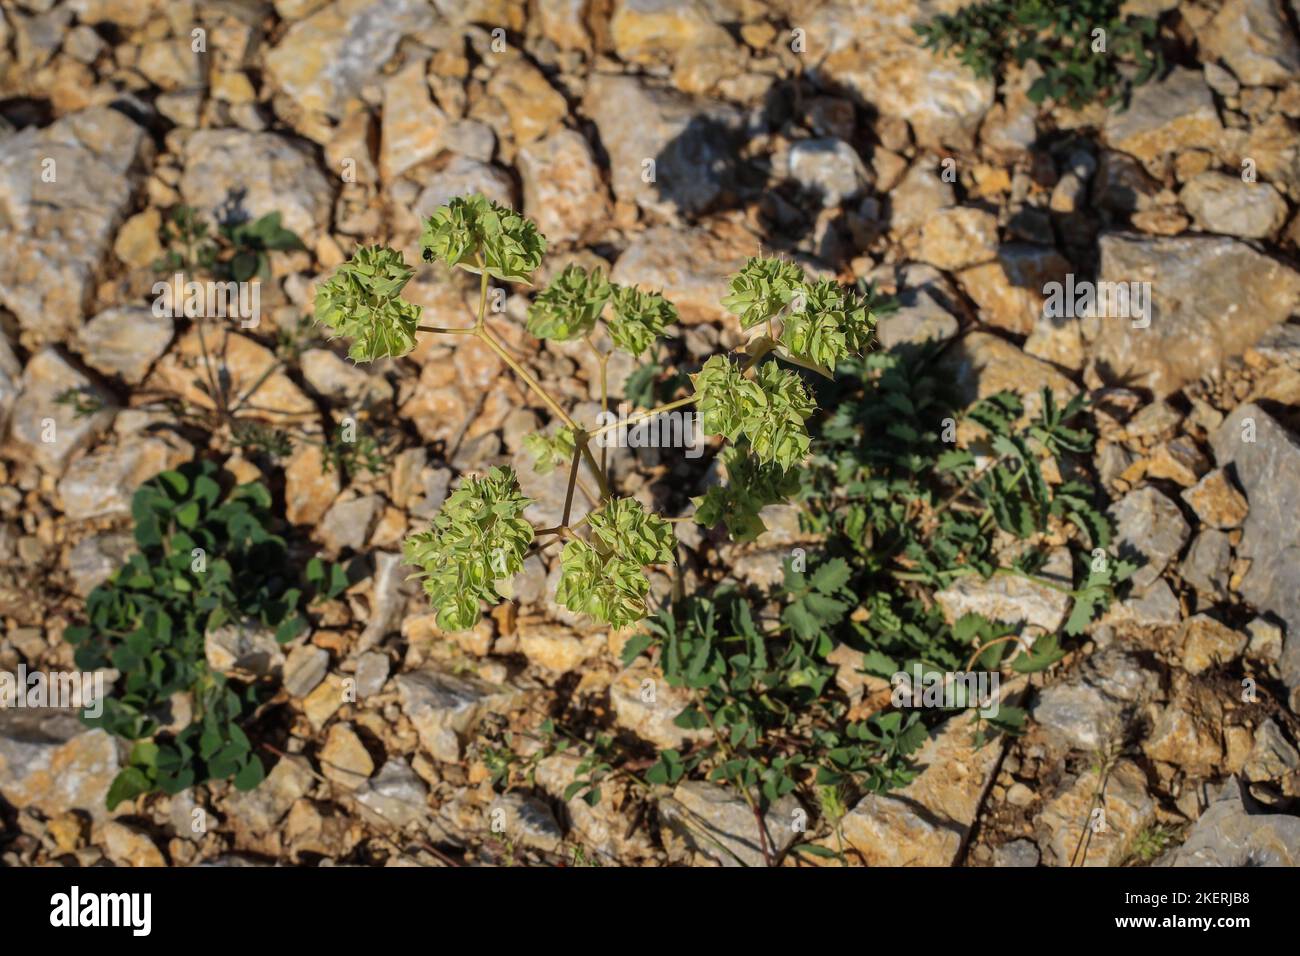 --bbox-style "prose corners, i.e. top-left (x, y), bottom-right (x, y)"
top-left (589, 395), bottom-right (696, 439)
